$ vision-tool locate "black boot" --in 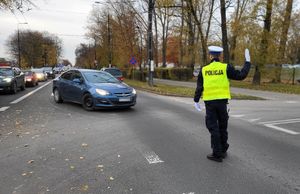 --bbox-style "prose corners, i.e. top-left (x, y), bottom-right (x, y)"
top-left (207, 154), bottom-right (222, 162)
top-left (221, 152), bottom-right (227, 159)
